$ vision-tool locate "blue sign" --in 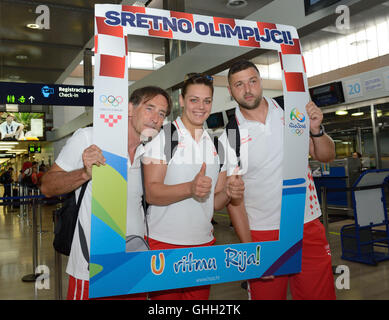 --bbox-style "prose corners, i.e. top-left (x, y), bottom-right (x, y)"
top-left (0, 82), bottom-right (94, 106)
